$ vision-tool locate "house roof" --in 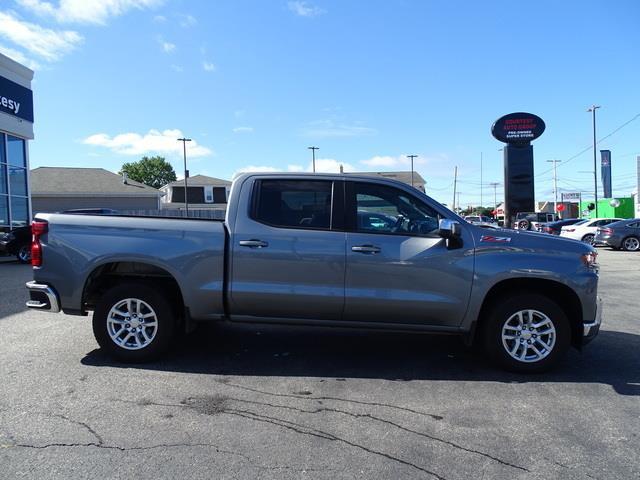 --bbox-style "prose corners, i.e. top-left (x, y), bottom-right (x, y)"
top-left (30, 167), bottom-right (160, 196)
top-left (162, 174), bottom-right (231, 188)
